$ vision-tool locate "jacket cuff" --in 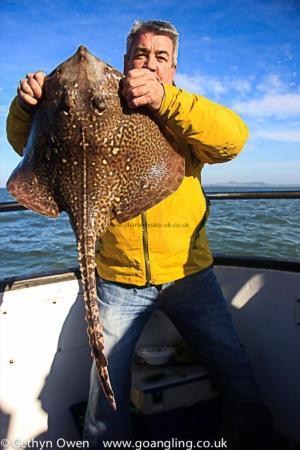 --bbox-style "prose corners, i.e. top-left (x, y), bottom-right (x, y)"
top-left (11, 96), bottom-right (33, 122)
top-left (157, 83), bottom-right (179, 117)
